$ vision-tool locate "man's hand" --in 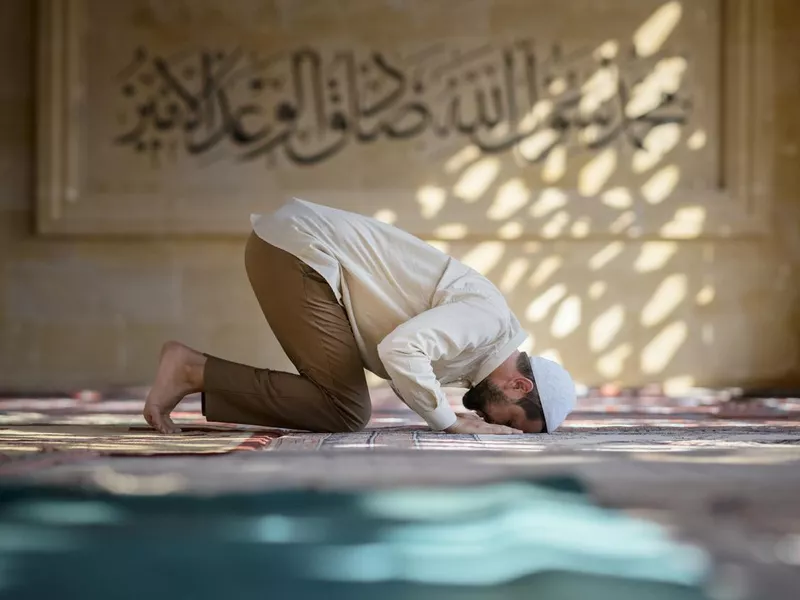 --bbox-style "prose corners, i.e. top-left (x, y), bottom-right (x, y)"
top-left (457, 411), bottom-right (481, 420)
top-left (444, 414), bottom-right (522, 435)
